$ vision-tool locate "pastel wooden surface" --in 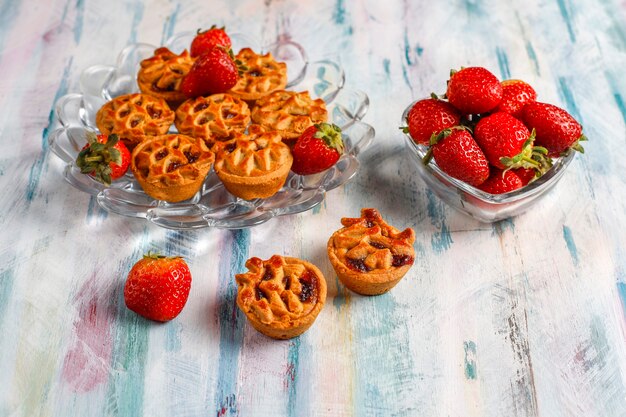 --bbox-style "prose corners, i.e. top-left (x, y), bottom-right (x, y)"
top-left (1, 0), bottom-right (626, 416)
